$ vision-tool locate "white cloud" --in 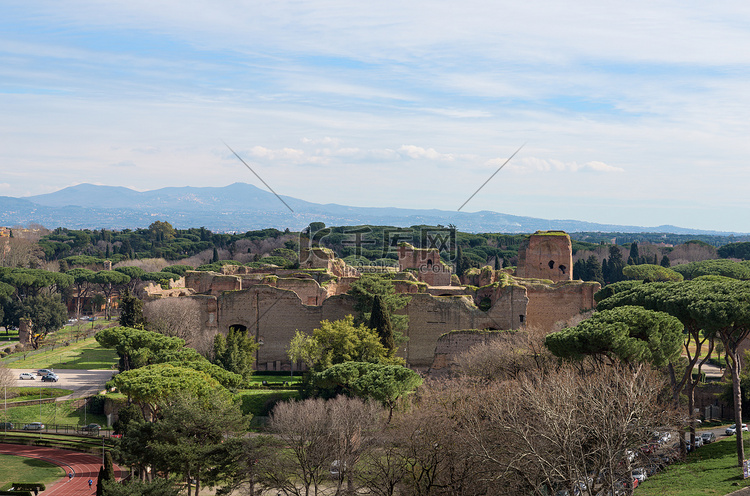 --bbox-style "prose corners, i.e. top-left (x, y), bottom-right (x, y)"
top-left (249, 146), bottom-right (306, 163)
top-left (398, 145), bottom-right (455, 161)
top-left (301, 137), bottom-right (340, 146)
top-left (110, 161), bottom-right (136, 168)
top-left (499, 157), bottom-right (624, 174)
